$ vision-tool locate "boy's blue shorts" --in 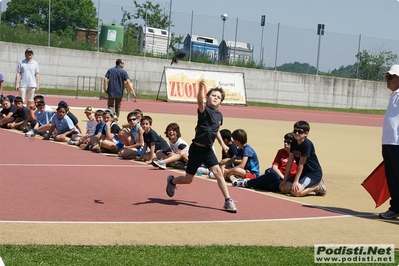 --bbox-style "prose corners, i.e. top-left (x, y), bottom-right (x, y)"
top-left (287, 173), bottom-right (322, 188)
